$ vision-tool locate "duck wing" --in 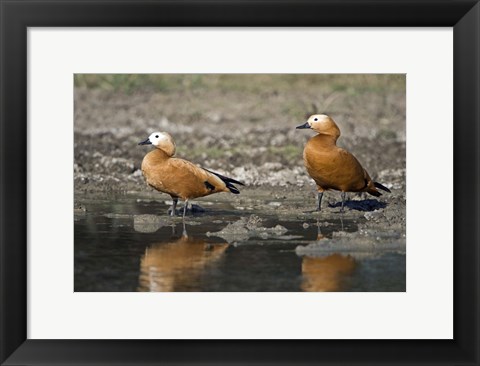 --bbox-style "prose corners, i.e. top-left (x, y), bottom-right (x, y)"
top-left (167, 158), bottom-right (244, 195)
top-left (166, 158), bottom-right (237, 196)
top-left (168, 158), bottom-right (222, 184)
